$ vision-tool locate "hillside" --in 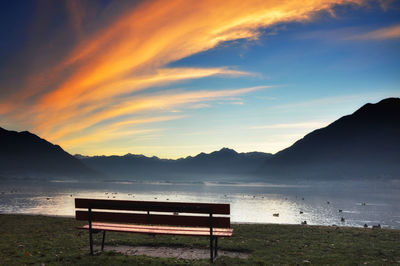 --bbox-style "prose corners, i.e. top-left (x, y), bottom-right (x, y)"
top-left (260, 97), bottom-right (400, 179)
top-left (0, 127), bottom-right (96, 179)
